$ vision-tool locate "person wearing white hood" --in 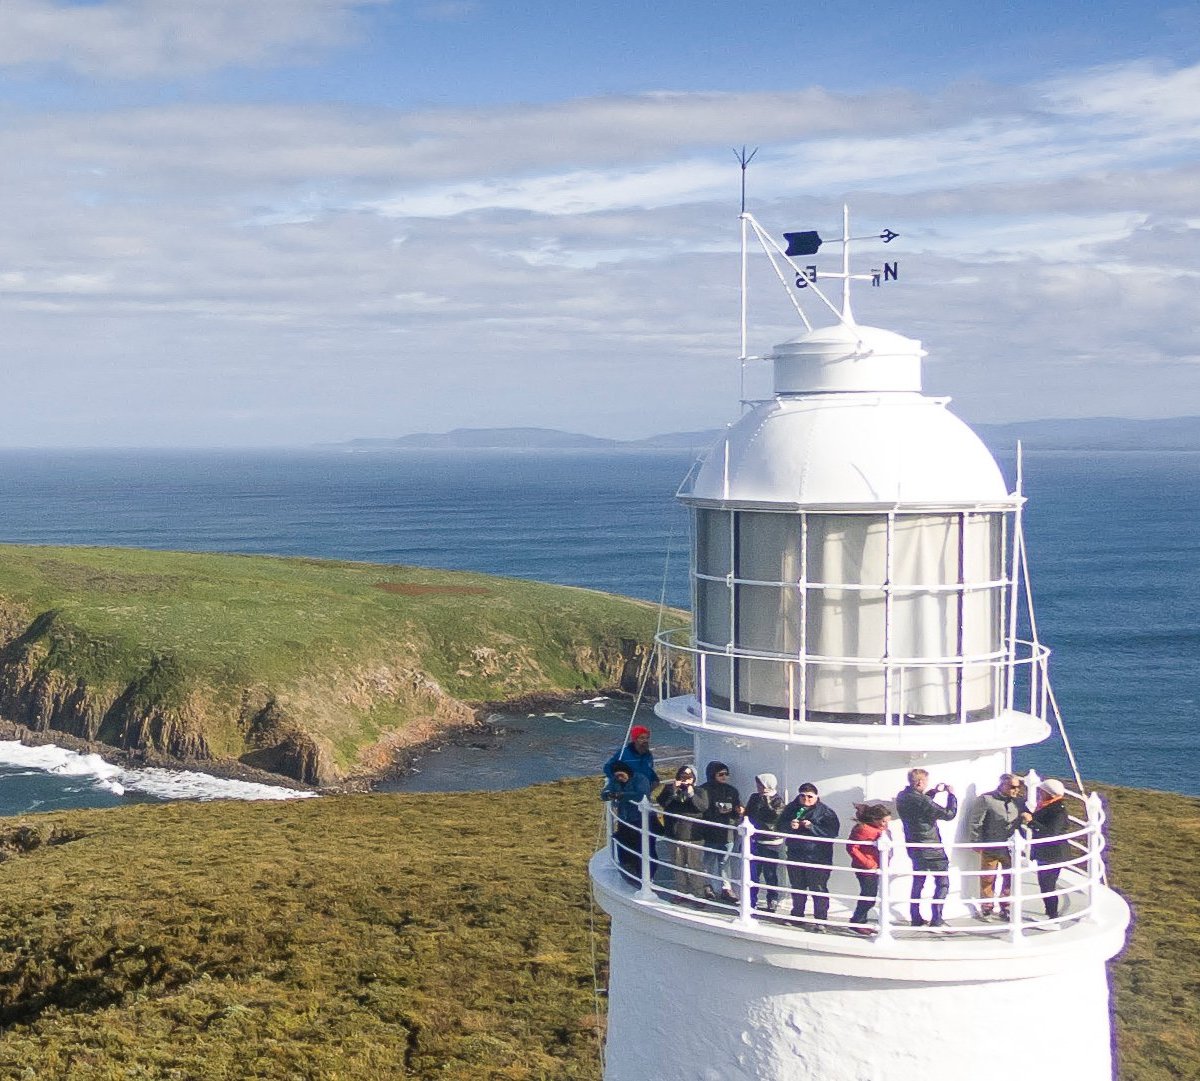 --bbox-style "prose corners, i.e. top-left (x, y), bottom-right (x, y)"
top-left (745, 773), bottom-right (786, 913)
